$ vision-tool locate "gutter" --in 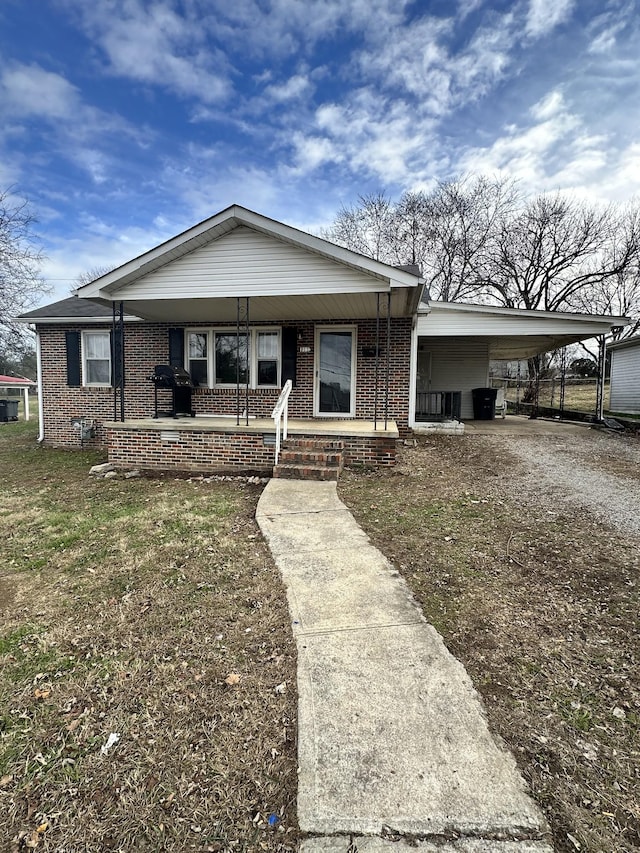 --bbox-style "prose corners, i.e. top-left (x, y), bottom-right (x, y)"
top-left (35, 329), bottom-right (44, 443)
